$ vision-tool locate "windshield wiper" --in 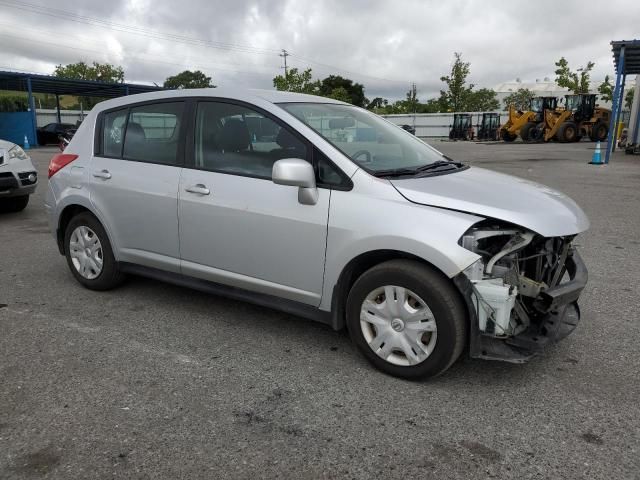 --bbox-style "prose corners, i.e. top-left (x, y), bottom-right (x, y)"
top-left (372, 167), bottom-right (421, 178)
top-left (413, 160), bottom-right (465, 172)
top-left (372, 160), bottom-right (465, 178)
